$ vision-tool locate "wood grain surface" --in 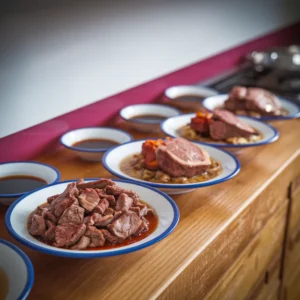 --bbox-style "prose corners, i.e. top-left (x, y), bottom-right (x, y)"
top-left (0, 118), bottom-right (299, 300)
